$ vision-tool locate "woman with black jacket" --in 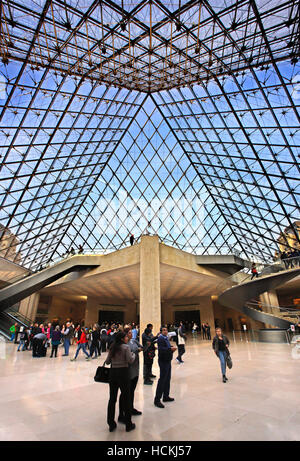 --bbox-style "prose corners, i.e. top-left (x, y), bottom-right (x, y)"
top-left (212, 327), bottom-right (230, 383)
top-left (105, 331), bottom-right (135, 432)
top-left (90, 324), bottom-right (101, 359)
